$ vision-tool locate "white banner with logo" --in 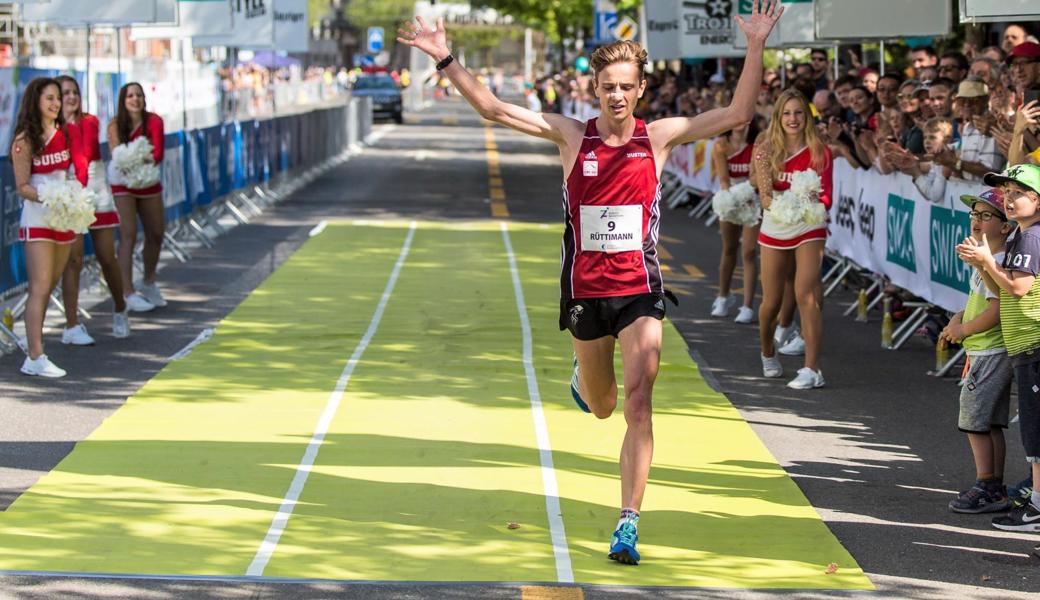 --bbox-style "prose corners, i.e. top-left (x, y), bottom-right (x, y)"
top-left (272, 0), bottom-right (308, 53)
top-left (826, 159), bottom-right (987, 312)
top-left (22, 0), bottom-right (158, 24)
top-left (667, 151), bottom-right (987, 312)
top-left (133, 0), bottom-right (232, 39)
top-left (644, 0), bottom-right (744, 60)
top-left (194, 0), bottom-right (275, 48)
